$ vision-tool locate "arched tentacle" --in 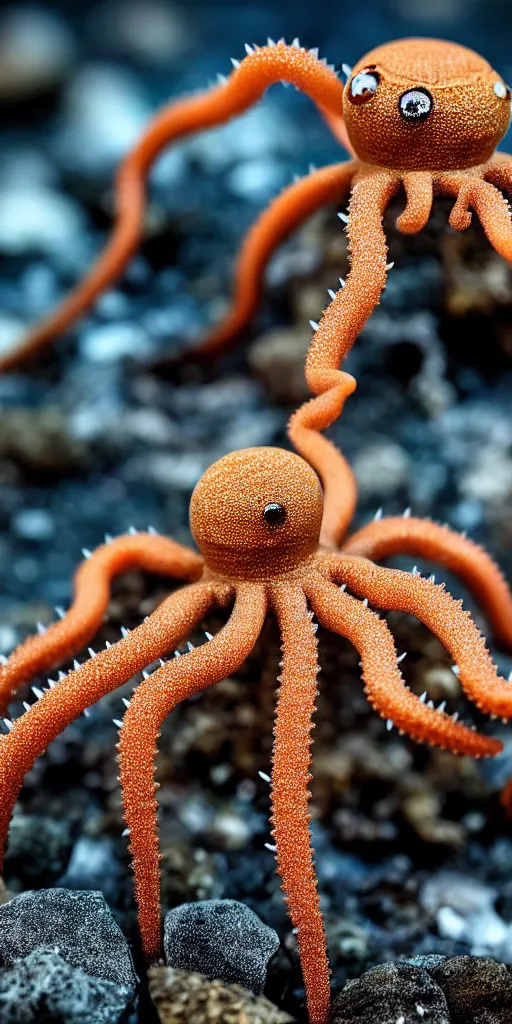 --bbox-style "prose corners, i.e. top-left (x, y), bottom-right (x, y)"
top-left (396, 171), bottom-right (433, 233)
top-left (0, 41), bottom-right (344, 373)
top-left (193, 161), bottom-right (356, 359)
top-left (289, 169), bottom-right (400, 548)
top-left (0, 533), bottom-right (203, 711)
top-left (270, 584), bottom-right (330, 1024)
top-left (0, 580), bottom-right (226, 871)
top-left (484, 153), bottom-right (512, 197)
top-left (118, 582), bottom-right (267, 961)
top-left (437, 172), bottom-right (512, 259)
top-left (324, 555), bottom-right (512, 720)
top-left (305, 573), bottom-right (501, 758)
top-left (341, 516), bottom-right (512, 649)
